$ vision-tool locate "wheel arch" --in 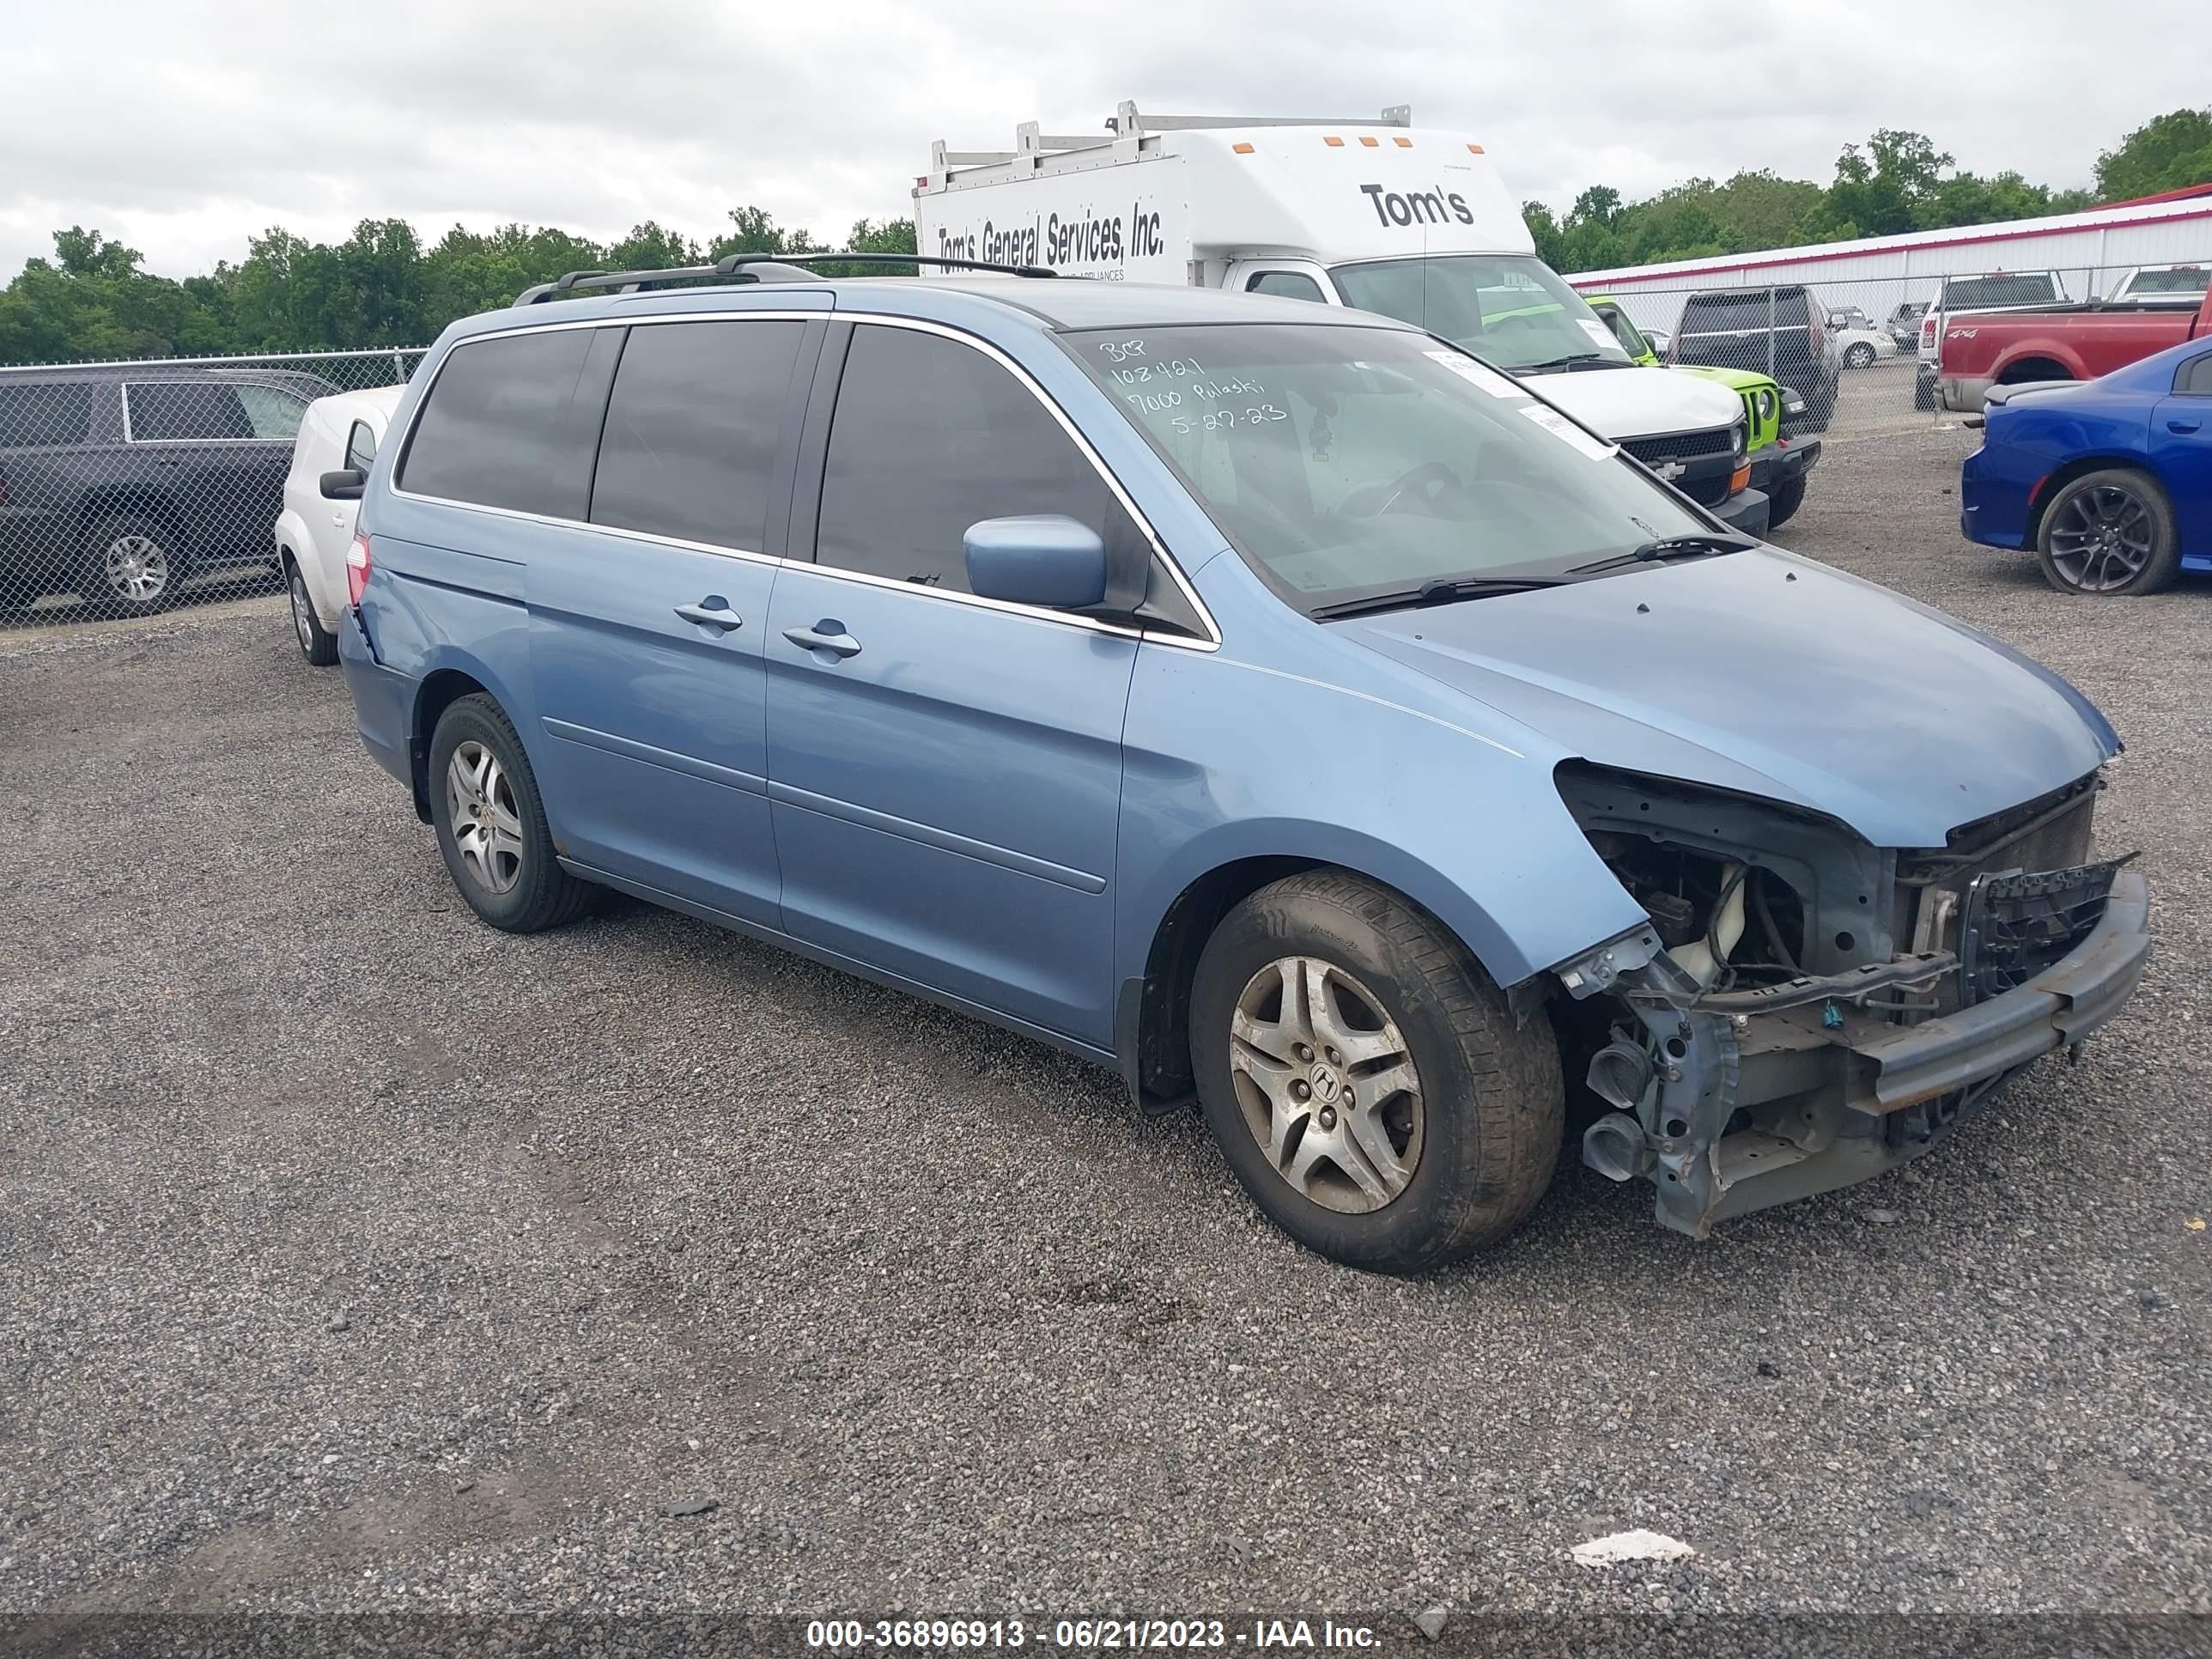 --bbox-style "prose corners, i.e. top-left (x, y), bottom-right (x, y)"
top-left (1996, 355), bottom-right (2075, 386)
top-left (1115, 842), bottom-right (1542, 1114)
top-left (75, 488), bottom-right (184, 549)
top-left (407, 663), bottom-right (513, 823)
top-left (2026, 453), bottom-right (2158, 545)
